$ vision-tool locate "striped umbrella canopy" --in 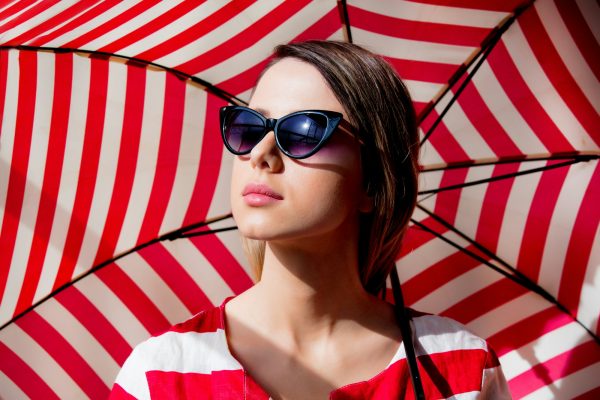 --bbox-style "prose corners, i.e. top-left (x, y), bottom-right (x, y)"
top-left (0, 0), bottom-right (598, 398)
